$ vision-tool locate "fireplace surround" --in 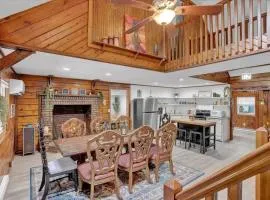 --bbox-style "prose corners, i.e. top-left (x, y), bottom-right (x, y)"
top-left (40, 94), bottom-right (100, 151)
